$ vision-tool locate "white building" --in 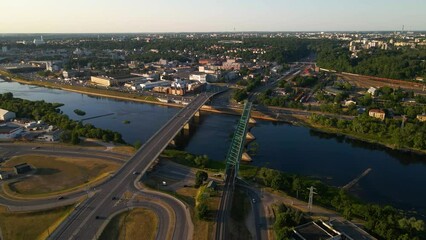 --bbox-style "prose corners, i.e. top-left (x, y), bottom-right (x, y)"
top-left (367, 87), bottom-right (377, 96)
top-left (33, 36), bottom-right (45, 46)
top-left (38, 130), bottom-right (61, 142)
top-left (189, 73), bottom-right (207, 83)
top-left (1, 46), bottom-right (7, 53)
top-left (140, 80), bottom-right (171, 90)
top-left (0, 109), bottom-right (16, 121)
